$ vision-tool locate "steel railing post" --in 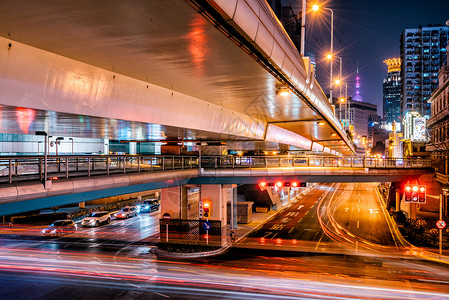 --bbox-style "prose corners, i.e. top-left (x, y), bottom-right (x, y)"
top-left (215, 157), bottom-right (217, 169)
top-left (162, 157), bottom-right (165, 171)
top-left (9, 159), bottom-right (12, 183)
top-left (173, 156), bottom-right (175, 170)
top-left (123, 157), bottom-right (126, 173)
top-left (88, 157), bottom-right (91, 177)
top-left (66, 158), bottom-right (69, 178)
top-left (138, 156), bottom-right (141, 172)
top-left (107, 157), bottom-right (110, 175)
top-left (39, 158), bottom-right (43, 181)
